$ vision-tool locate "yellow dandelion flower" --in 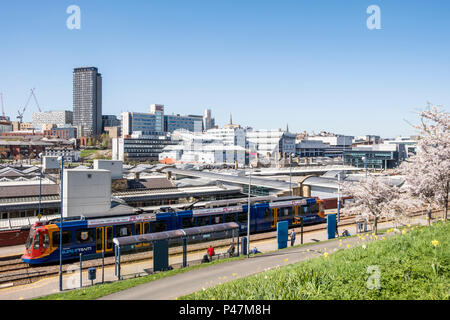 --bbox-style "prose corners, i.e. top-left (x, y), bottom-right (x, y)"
top-left (346, 244), bottom-right (351, 248)
top-left (402, 230), bottom-right (406, 235)
top-left (338, 242), bottom-right (342, 247)
top-left (324, 252), bottom-right (329, 258)
top-left (284, 258), bottom-right (289, 263)
top-left (407, 224), bottom-right (411, 228)
top-left (432, 240), bottom-right (439, 247)
top-left (361, 237), bottom-right (365, 240)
